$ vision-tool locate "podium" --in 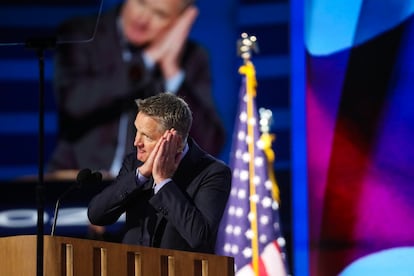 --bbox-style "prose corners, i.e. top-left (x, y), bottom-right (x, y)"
top-left (0, 235), bottom-right (234, 276)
